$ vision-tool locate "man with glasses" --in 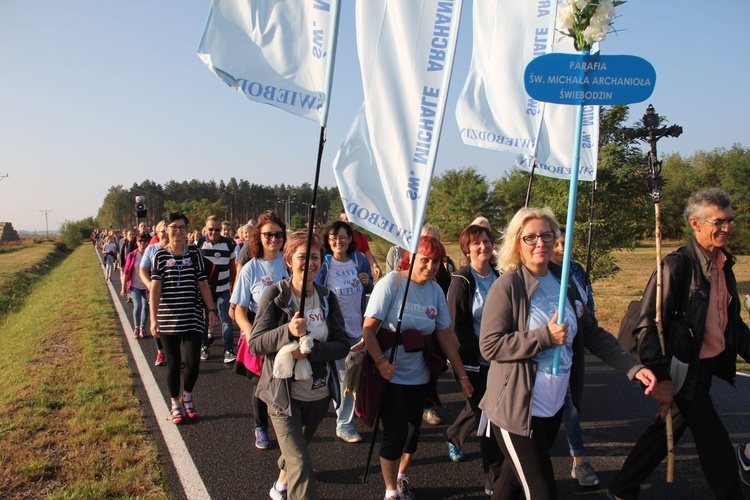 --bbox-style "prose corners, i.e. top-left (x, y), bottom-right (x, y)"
top-left (197, 215), bottom-right (238, 363)
top-left (608, 188), bottom-right (750, 500)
